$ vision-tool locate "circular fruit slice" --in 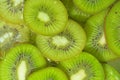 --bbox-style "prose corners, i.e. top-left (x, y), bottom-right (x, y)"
top-left (59, 52), bottom-right (105, 80)
top-left (105, 1), bottom-right (120, 56)
top-left (0, 44), bottom-right (47, 80)
top-left (0, 0), bottom-right (24, 24)
top-left (84, 9), bottom-right (117, 62)
top-left (36, 19), bottom-right (86, 61)
top-left (24, 0), bottom-right (68, 36)
top-left (73, 0), bottom-right (115, 14)
top-left (28, 67), bottom-right (68, 80)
